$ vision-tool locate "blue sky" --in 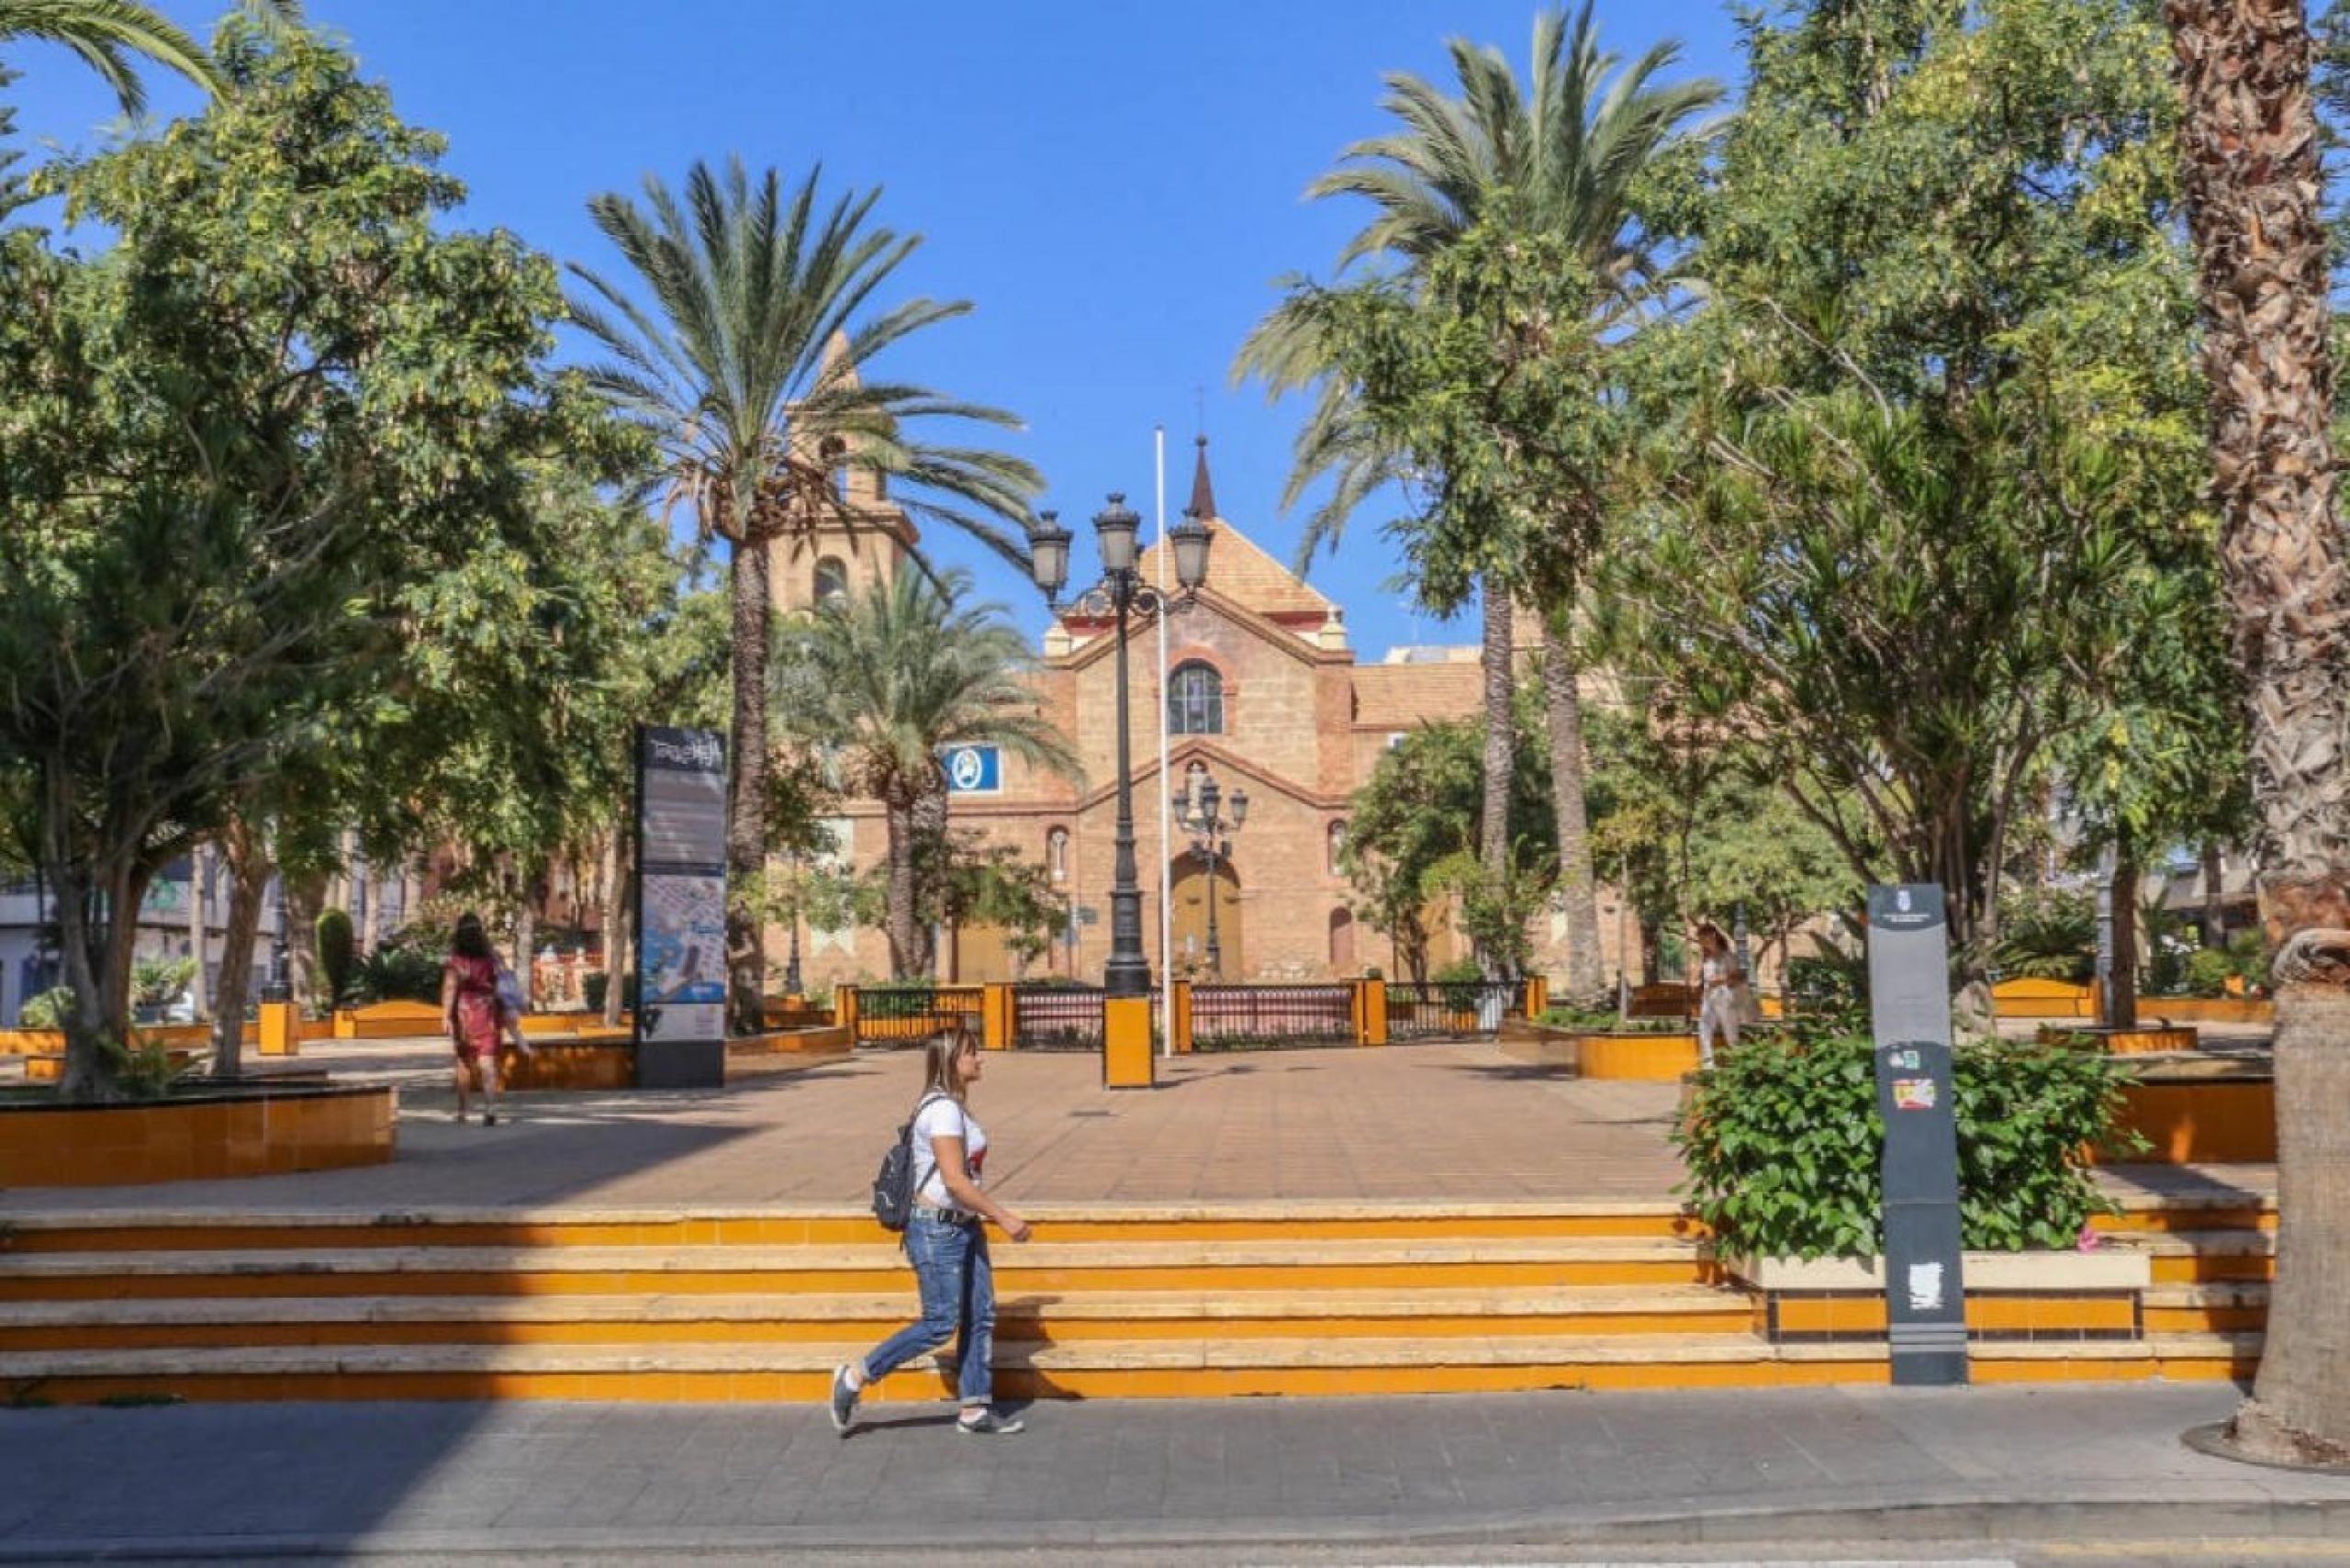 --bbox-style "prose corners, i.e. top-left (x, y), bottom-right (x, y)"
top-left (6, 1), bottom-right (1744, 655)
